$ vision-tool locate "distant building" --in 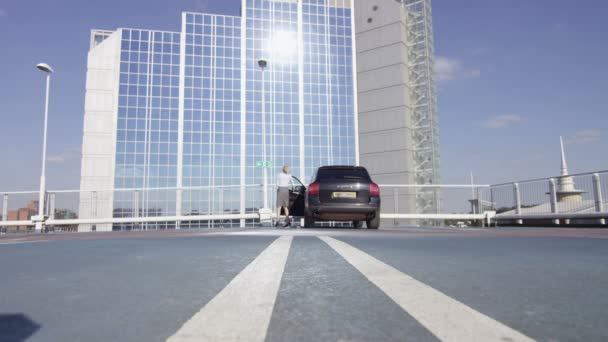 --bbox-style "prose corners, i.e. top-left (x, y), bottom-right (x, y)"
top-left (6, 200), bottom-right (38, 231)
top-left (50, 208), bottom-right (79, 232)
top-left (53, 209), bottom-right (78, 220)
top-left (3, 201), bottom-right (79, 232)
